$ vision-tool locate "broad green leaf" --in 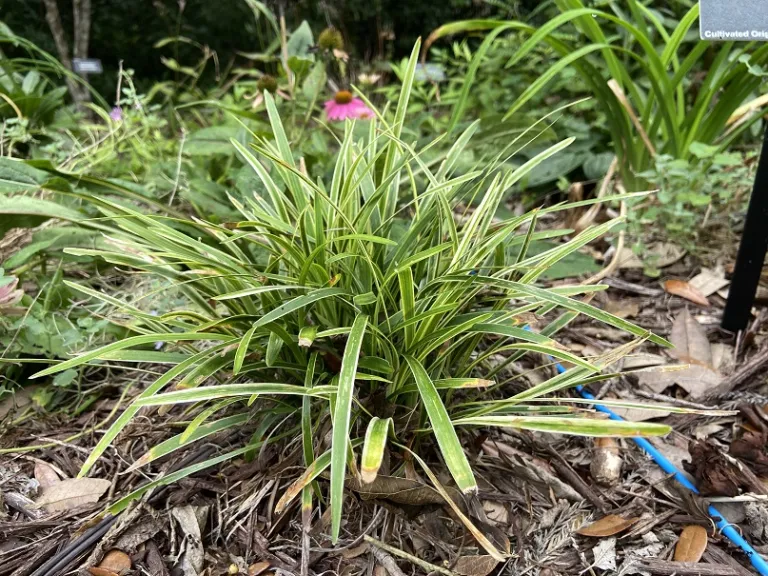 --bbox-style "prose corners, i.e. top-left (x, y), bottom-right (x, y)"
top-left (0, 196), bottom-right (82, 237)
top-left (0, 157), bottom-right (49, 193)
